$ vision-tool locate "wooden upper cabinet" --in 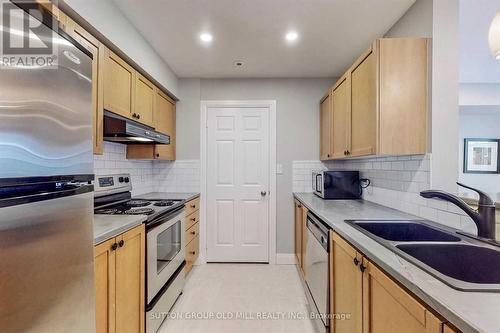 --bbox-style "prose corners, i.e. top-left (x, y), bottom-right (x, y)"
top-left (363, 261), bottom-right (443, 333)
top-left (126, 90), bottom-right (176, 161)
top-left (331, 78), bottom-right (350, 159)
top-left (64, 18), bottom-right (105, 155)
top-left (378, 38), bottom-right (428, 155)
top-left (154, 90), bottom-right (176, 160)
top-left (133, 74), bottom-right (155, 127)
top-left (103, 48), bottom-right (134, 119)
top-left (350, 50), bottom-right (377, 157)
top-left (320, 92), bottom-right (332, 160)
top-left (331, 232), bottom-right (363, 333)
top-left (320, 38), bottom-right (429, 160)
